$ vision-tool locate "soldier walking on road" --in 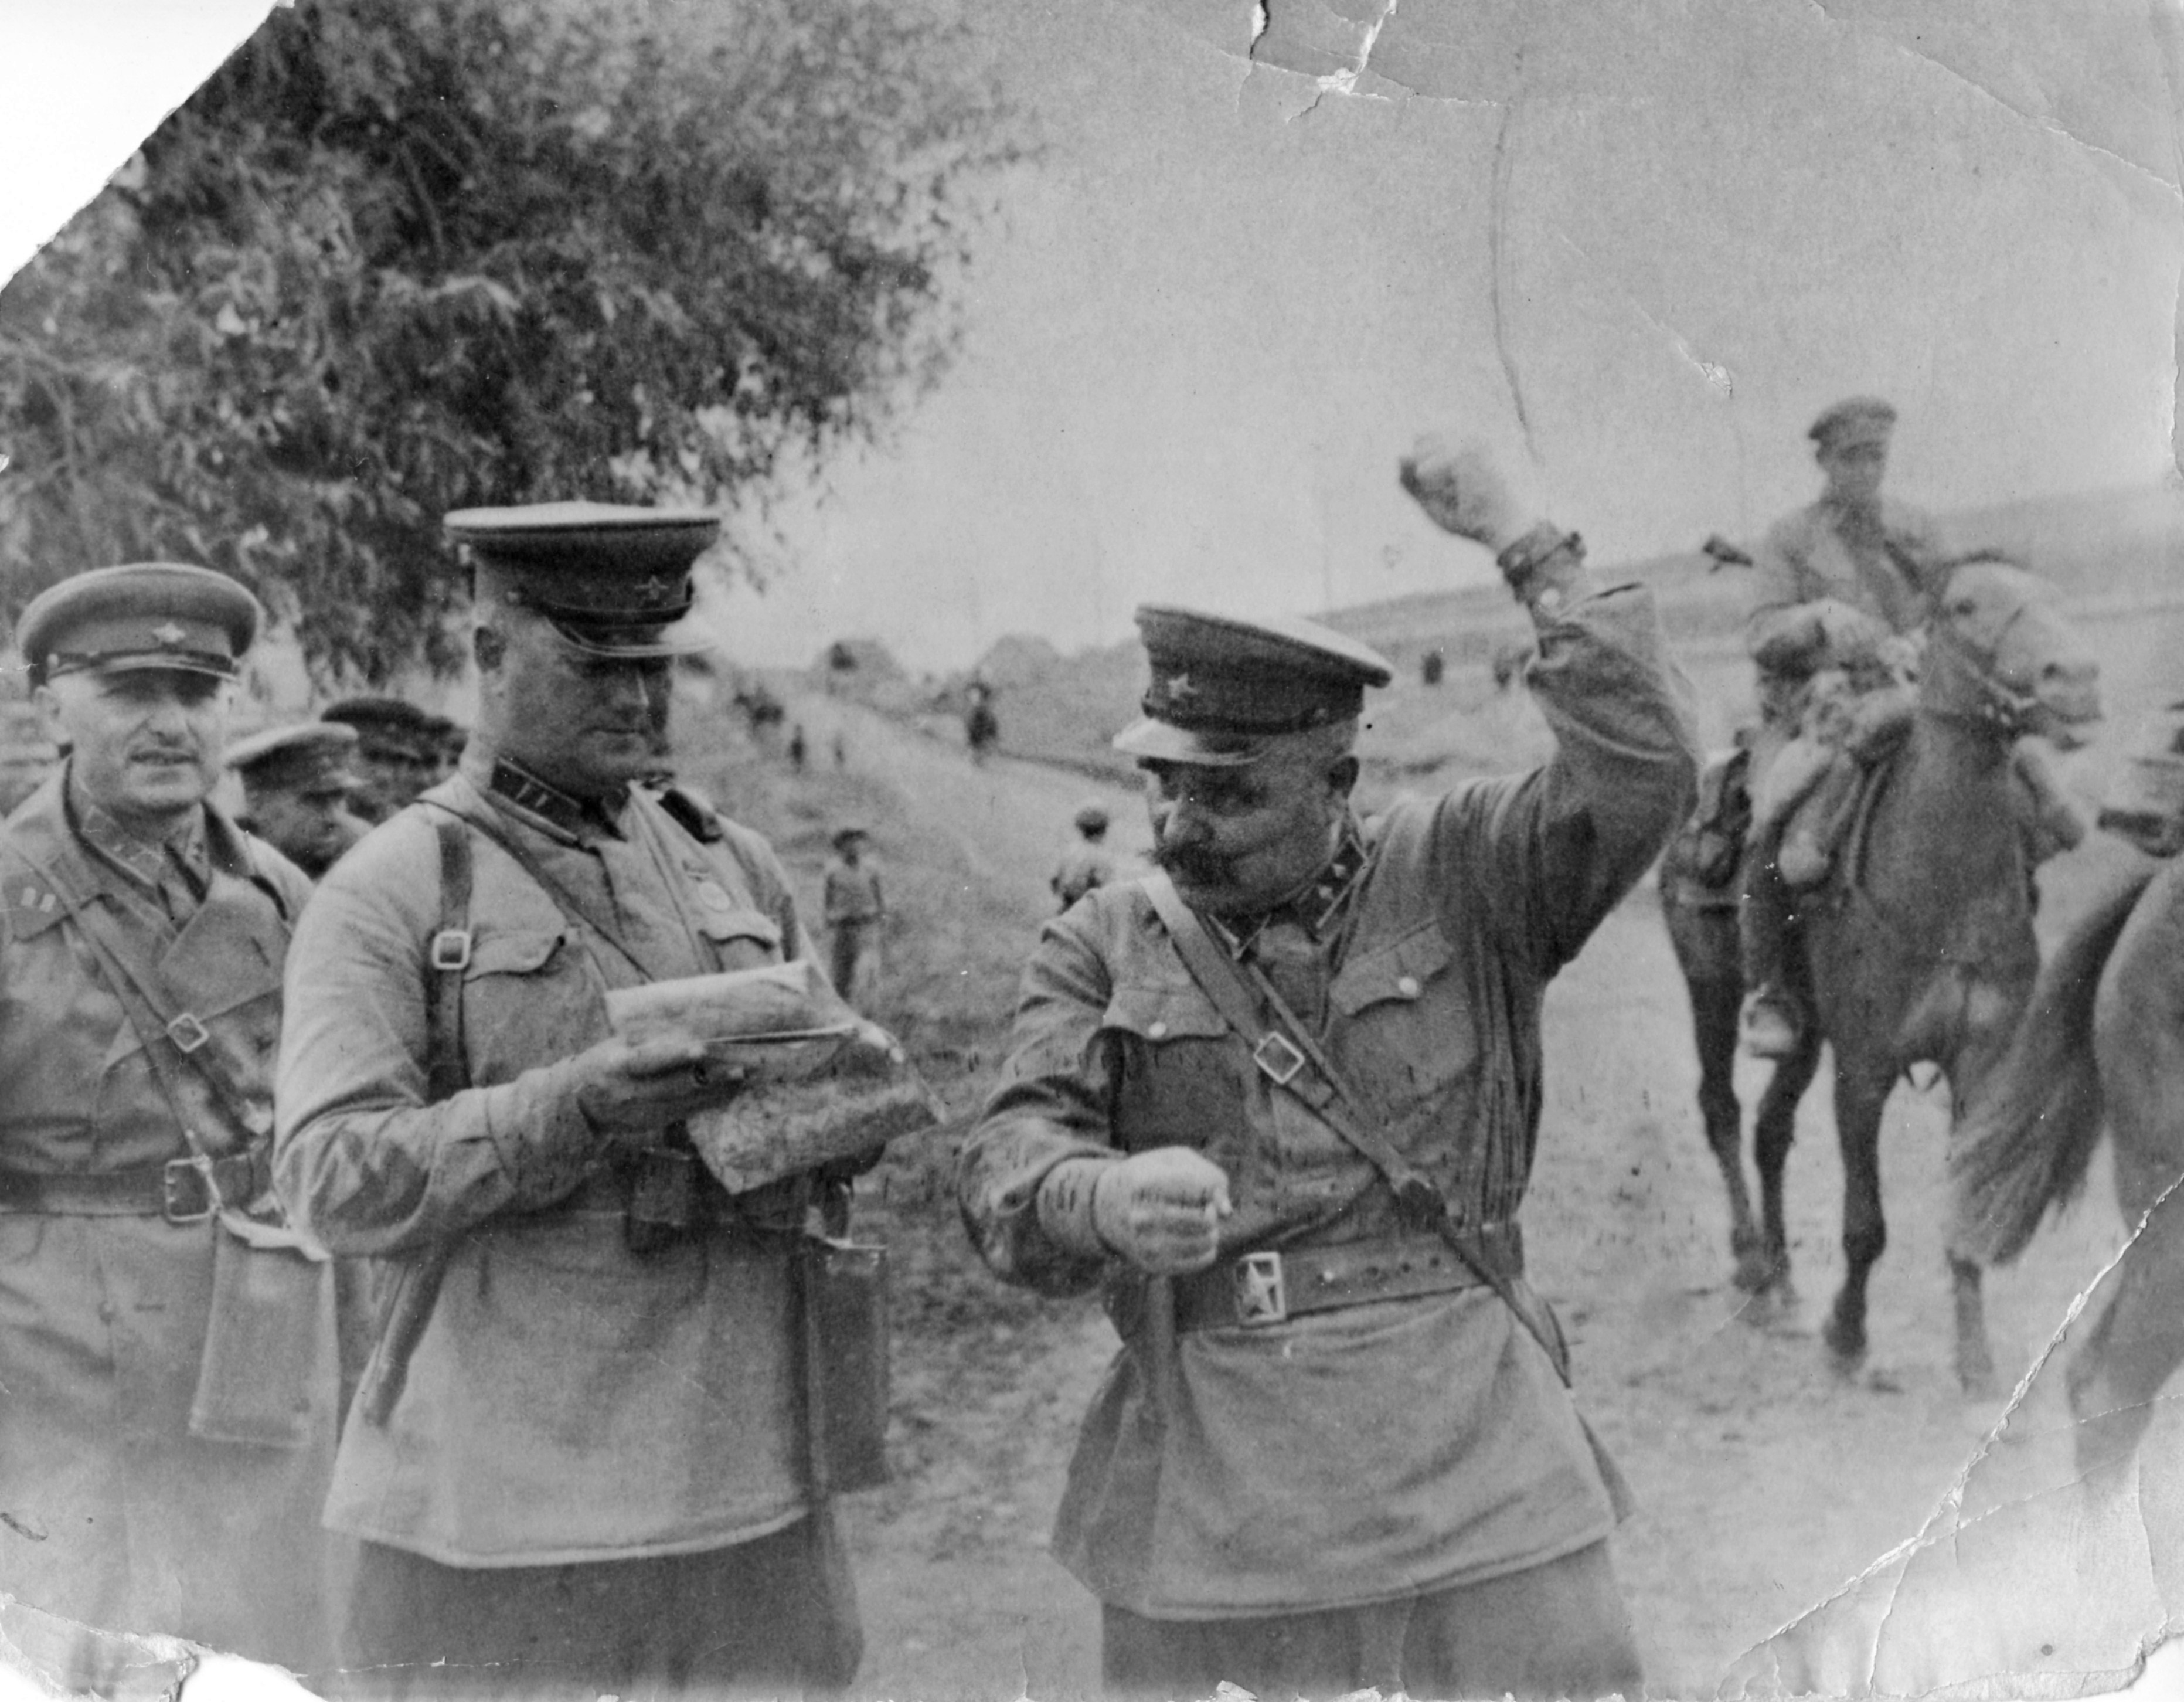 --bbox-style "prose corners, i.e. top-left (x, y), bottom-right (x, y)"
top-left (275, 503), bottom-right (865, 1700)
top-left (0, 565), bottom-right (336, 1689)
top-left (824, 824), bottom-right (885, 1008)
top-left (959, 439), bottom-right (1698, 1701)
